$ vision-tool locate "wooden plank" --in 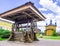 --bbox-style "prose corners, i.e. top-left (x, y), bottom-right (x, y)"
top-left (22, 12), bottom-right (38, 21)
